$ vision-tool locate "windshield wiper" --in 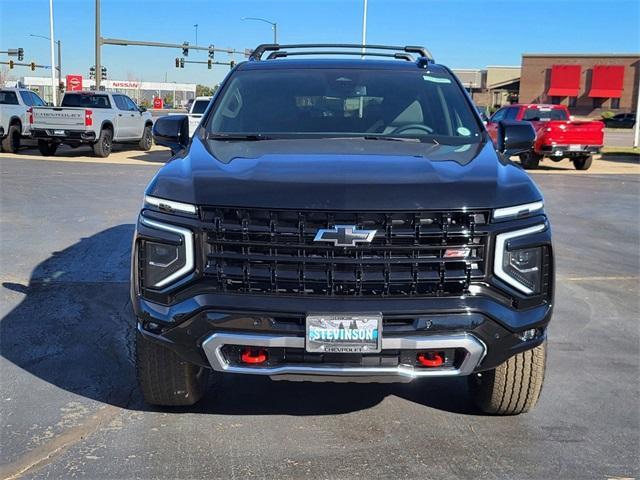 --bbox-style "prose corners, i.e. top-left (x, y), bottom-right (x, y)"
top-left (363, 135), bottom-right (422, 143)
top-left (208, 133), bottom-right (273, 141)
